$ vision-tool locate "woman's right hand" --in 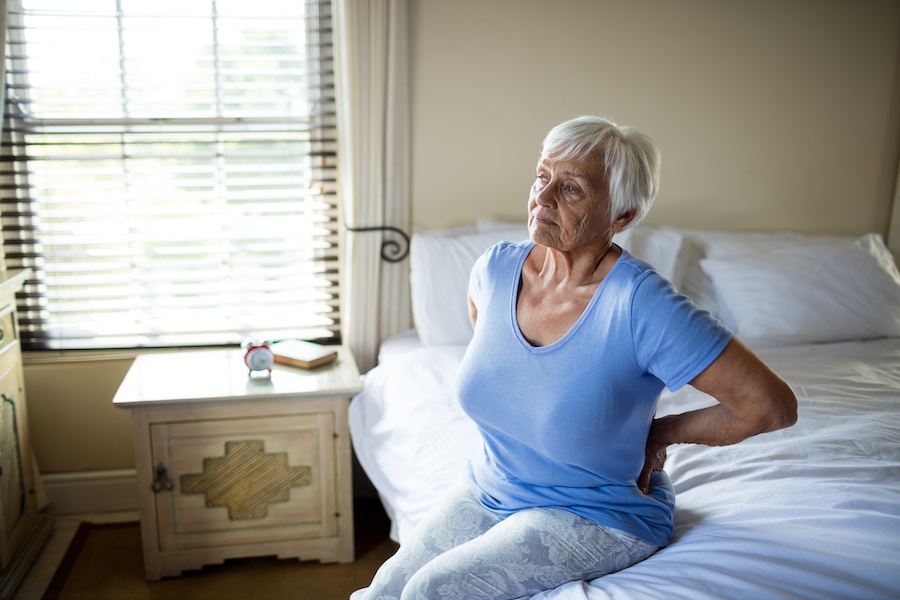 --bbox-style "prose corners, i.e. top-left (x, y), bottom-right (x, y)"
top-left (638, 417), bottom-right (672, 494)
